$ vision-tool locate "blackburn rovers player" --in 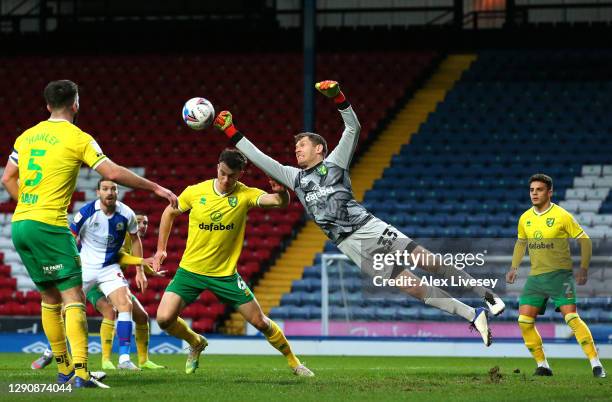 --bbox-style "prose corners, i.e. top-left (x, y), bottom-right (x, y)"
top-left (2, 79), bottom-right (177, 388)
top-left (214, 80), bottom-right (505, 346)
top-left (507, 174), bottom-right (606, 378)
top-left (153, 149), bottom-right (313, 376)
top-left (70, 178), bottom-right (147, 371)
top-left (87, 212), bottom-right (166, 370)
